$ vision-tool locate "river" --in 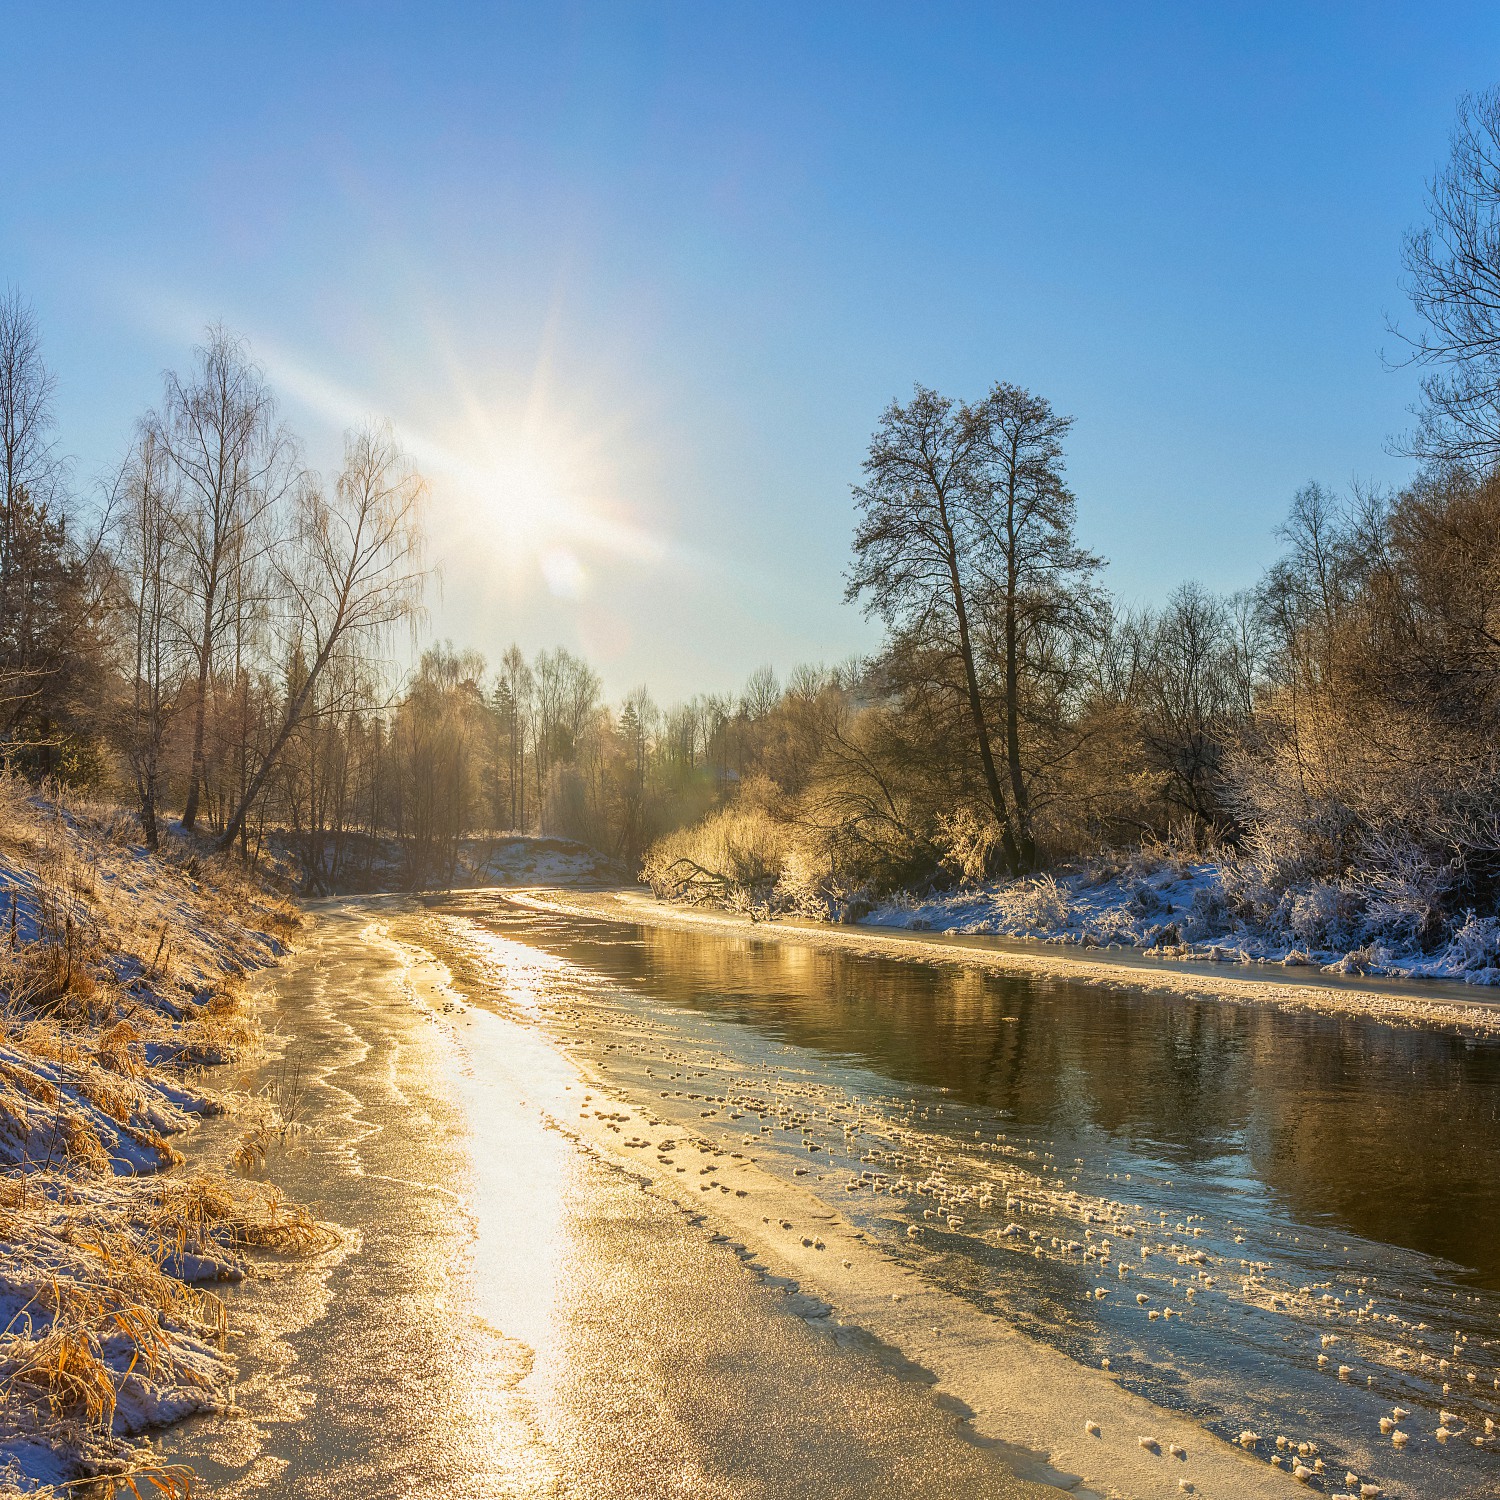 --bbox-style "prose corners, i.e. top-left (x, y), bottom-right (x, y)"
top-left (156, 889), bottom-right (1500, 1500)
